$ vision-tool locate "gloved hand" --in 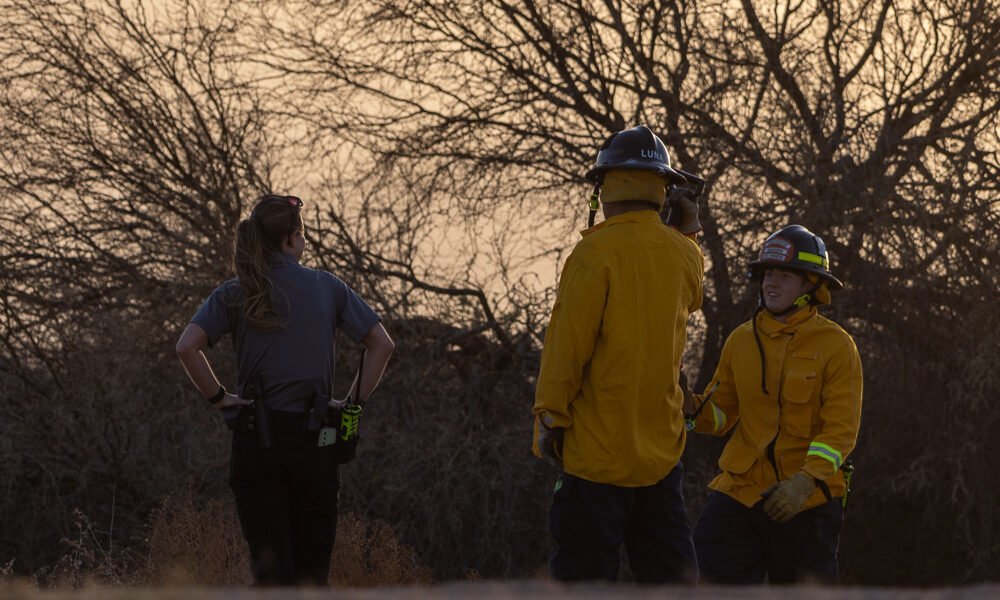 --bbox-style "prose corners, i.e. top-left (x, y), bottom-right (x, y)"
top-left (761, 471), bottom-right (816, 523)
top-left (678, 367), bottom-right (695, 416)
top-left (664, 186), bottom-right (702, 234)
top-left (537, 423), bottom-right (564, 468)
